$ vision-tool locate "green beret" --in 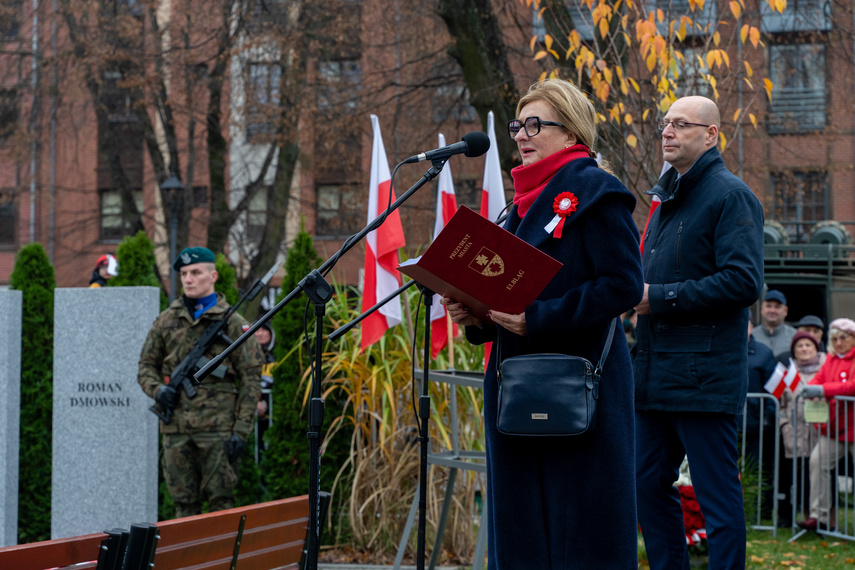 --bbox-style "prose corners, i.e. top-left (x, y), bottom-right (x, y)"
top-left (173, 247), bottom-right (216, 270)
